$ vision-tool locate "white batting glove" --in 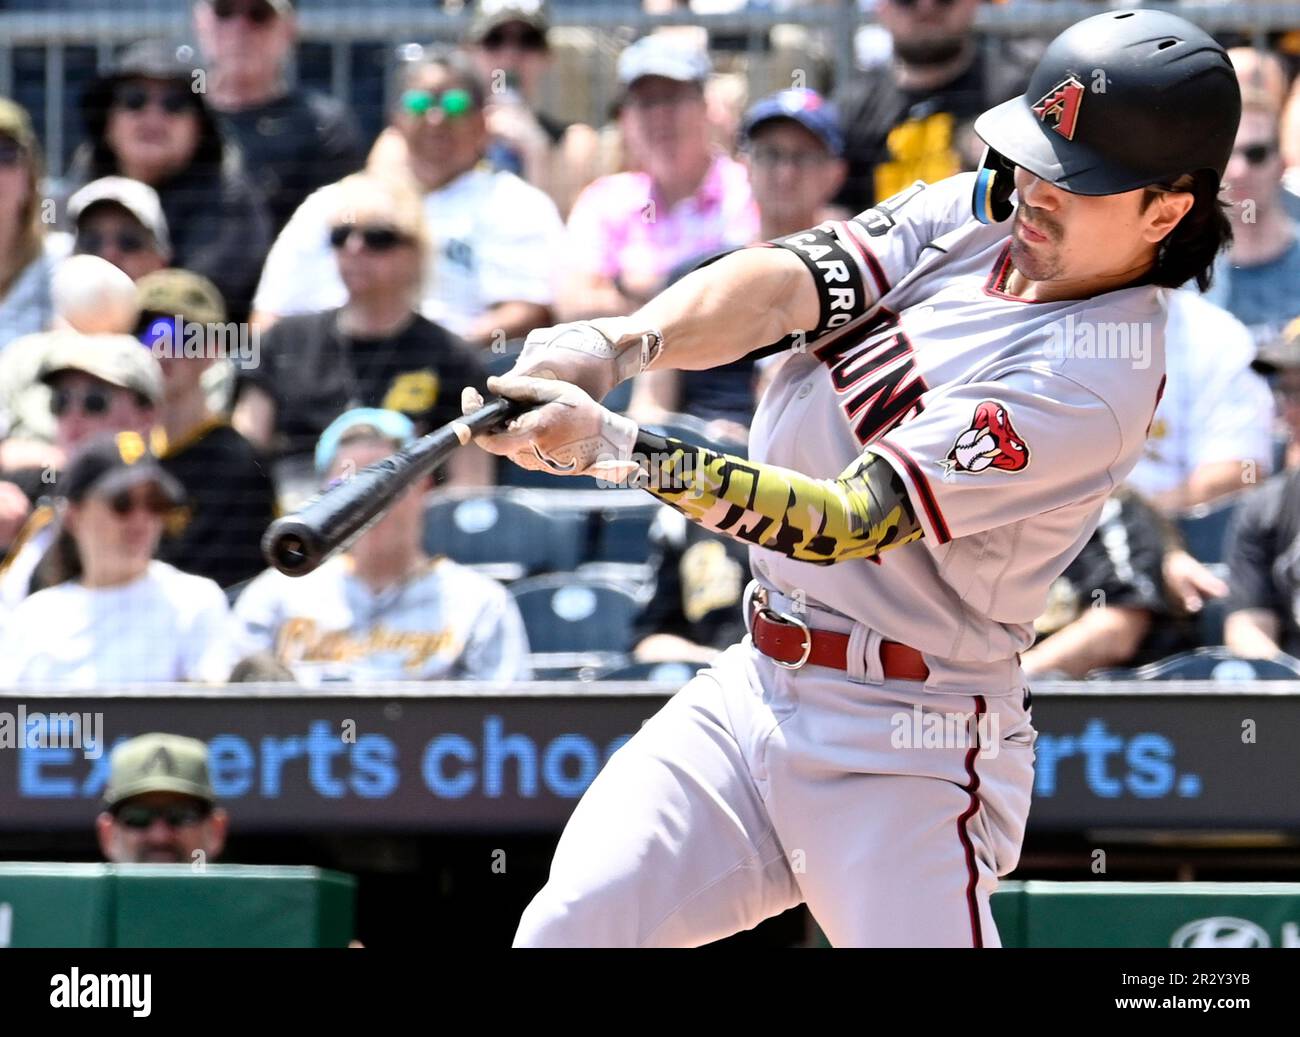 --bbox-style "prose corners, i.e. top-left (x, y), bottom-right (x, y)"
top-left (462, 376), bottom-right (641, 481)
top-left (509, 318), bottom-right (664, 402)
